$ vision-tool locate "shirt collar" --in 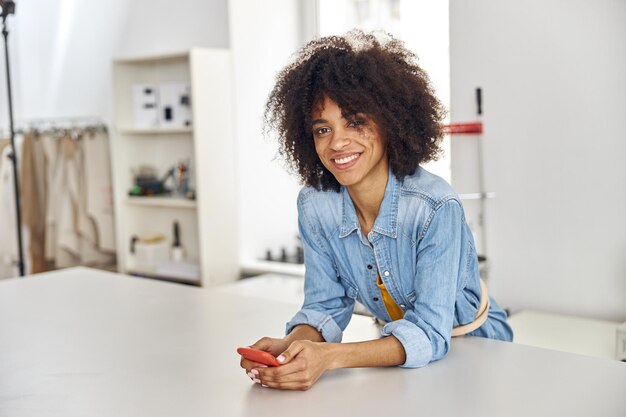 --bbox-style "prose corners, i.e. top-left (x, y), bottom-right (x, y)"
top-left (339, 166), bottom-right (399, 239)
